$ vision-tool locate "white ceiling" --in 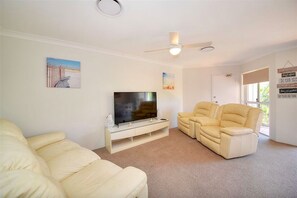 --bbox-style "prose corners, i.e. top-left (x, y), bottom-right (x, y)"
top-left (1, 0), bottom-right (297, 68)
